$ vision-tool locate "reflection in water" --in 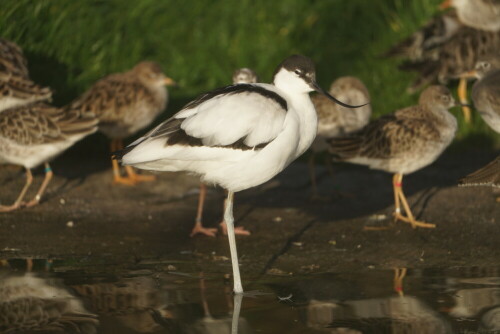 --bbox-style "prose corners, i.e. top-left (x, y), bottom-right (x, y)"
top-left (307, 296), bottom-right (452, 333)
top-left (71, 276), bottom-right (174, 333)
top-left (186, 277), bottom-right (251, 334)
top-left (0, 271), bottom-right (98, 333)
top-left (481, 306), bottom-right (500, 331)
top-left (1, 262), bottom-right (500, 333)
